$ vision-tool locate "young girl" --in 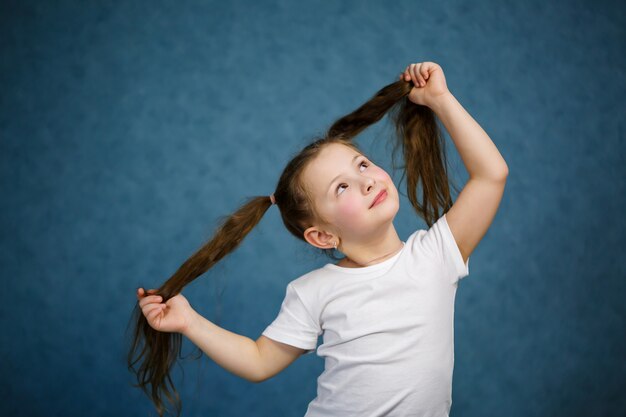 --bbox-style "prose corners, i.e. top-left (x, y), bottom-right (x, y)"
top-left (128, 61), bottom-right (508, 417)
